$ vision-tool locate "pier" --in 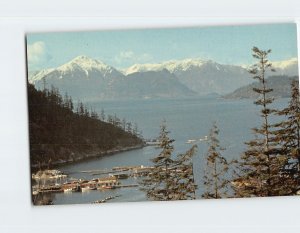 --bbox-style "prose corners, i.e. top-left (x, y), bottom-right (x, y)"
top-left (32, 165), bottom-right (154, 196)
